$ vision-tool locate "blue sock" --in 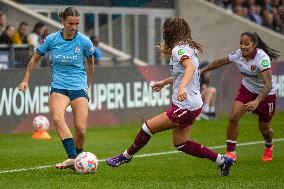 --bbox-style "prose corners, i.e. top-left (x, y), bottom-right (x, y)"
top-left (61, 138), bottom-right (77, 159)
top-left (76, 148), bottom-right (83, 155)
